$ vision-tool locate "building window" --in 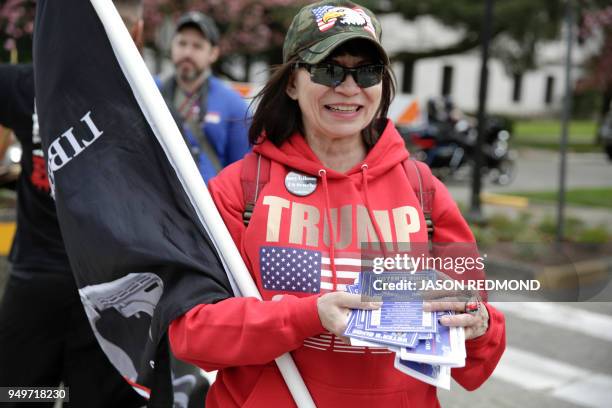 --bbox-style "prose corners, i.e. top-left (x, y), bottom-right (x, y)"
top-left (512, 73), bottom-right (523, 103)
top-left (544, 75), bottom-right (555, 105)
top-left (402, 60), bottom-right (414, 94)
top-left (441, 65), bottom-right (453, 96)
